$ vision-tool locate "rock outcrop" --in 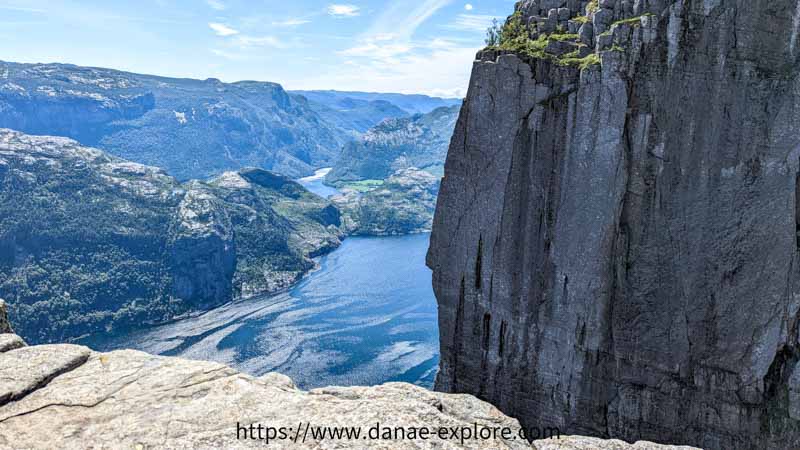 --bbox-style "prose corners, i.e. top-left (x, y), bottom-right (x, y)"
top-left (0, 129), bottom-right (343, 343)
top-left (428, 1), bottom-right (800, 449)
top-left (333, 168), bottom-right (440, 235)
top-left (0, 337), bottom-right (696, 449)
